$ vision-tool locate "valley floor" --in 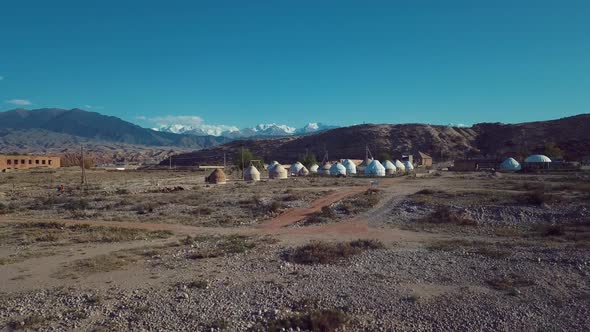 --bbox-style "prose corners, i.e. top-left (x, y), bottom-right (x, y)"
top-left (0, 169), bottom-right (589, 331)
